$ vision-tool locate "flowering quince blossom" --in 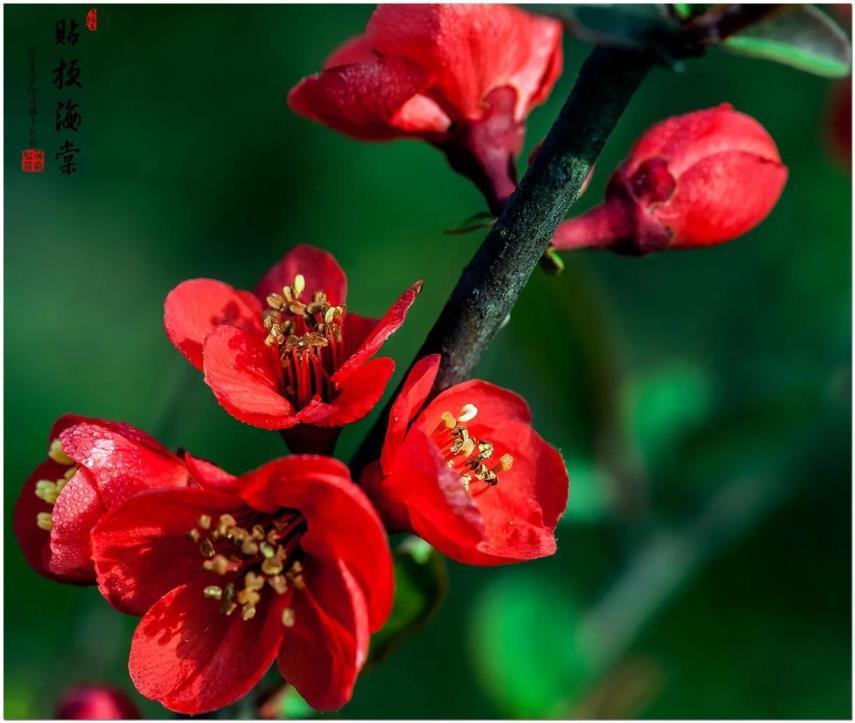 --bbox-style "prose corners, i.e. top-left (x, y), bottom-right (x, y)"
top-left (55, 685), bottom-right (140, 719)
top-left (552, 103), bottom-right (788, 255)
top-left (164, 244), bottom-right (420, 447)
top-left (89, 453), bottom-right (393, 714)
top-left (13, 415), bottom-right (190, 583)
top-left (288, 3), bottom-right (563, 213)
top-left (361, 355), bottom-right (569, 566)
